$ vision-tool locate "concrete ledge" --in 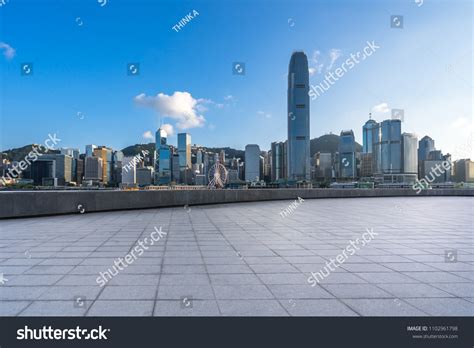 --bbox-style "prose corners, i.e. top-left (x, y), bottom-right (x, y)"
top-left (0, 188), bottom-right (473, 219)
